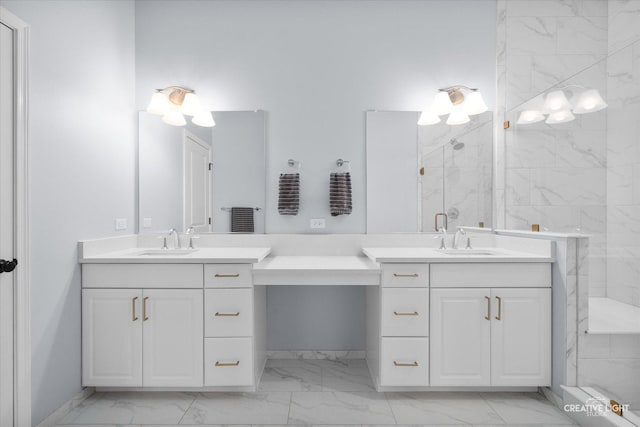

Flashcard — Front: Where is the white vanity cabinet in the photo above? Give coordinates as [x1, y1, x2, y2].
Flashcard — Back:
[430, 263, 552, 387]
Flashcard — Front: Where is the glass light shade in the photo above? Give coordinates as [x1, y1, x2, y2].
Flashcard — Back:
[192, 110, 215, 127]
[543, 90, 571, 113]
[446, 109, 470, 125]
[417, 110, 440, 126]
[464, 91, 488, 115]
[146, 92, 171, 115]
[180, 93, 202, 116]
[517, 110, 545, 125]
[545, 110, 575, 124]
[573, 89, 608, 114]
[433, 91, 454, 116]
[162, 110, 187, 126]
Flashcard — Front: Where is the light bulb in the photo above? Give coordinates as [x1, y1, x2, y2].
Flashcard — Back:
[162, 110, 187, 126]
[517, 110, 545, 125]
[433, 91, 454, 116]
[146, 92, 171, 115]
[417, 110, 440, 126]
[446, 109, 470, 125]
[464, 90, 488, 115]
[180, 92, 202, 116]
[573, 89, 608, 114]
[543, 90, 571, 113]
[192, 110, 215, 127]
[545, 110, 575, 124]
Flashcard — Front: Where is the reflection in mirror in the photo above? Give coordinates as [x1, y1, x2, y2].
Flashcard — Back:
[366, 111, 492, 233]
[138, 111, 265, 233]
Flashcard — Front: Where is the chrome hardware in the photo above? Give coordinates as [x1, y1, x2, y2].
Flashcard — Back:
[188, 236, 200, 250]
[132, 297, 139, 321]
[167, 228, 180, 249]
[495, 296, 502, 320]
[466, 237, 473, 250]
[215, 361, 240, 367]
[485, 296, 490, 320]
[453, 228, 467, 249]
[393, 273, 418, 278]
[215, 273, 240, 278]
[435, 212, 448, 231]
[143, 297, 149, 321]
[215, 312, 240, 317]
[394, 361, 419, 367]
[394, 311, 419, 316]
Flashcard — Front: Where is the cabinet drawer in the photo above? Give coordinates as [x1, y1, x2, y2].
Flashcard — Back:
[82, 264, 203, 288]
[205, 264, 253, 288]
[380, 337, 429, 386]
[430, 263, 551, 288]
[205, 289, 253, 337]
[381, 288, 429, 337]
[204, 338, 253, 386]
[381, 264, 429, 287]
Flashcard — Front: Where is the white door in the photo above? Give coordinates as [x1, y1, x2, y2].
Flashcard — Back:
[430, 288, 491, 386]
[0, 21, 15, 426]
[183, 132, 211, 232]
[491, 288, 551, 386]
[82, 289, 143, 386]
[142, 289, 203, 387]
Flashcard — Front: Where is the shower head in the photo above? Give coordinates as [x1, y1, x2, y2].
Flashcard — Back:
[450, 138, 465, 150]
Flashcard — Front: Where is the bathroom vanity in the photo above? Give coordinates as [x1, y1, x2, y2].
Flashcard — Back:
[78, 233, 553, 392]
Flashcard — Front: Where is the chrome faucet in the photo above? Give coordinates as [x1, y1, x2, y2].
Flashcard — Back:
[168, 228, 181, 250]
[438, 226, 448, 250]
[453, 228, 467, 249]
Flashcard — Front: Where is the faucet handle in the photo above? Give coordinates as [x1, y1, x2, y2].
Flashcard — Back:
[188, 236, 201, 250]
[157, 236, 168, 250]
[465, 236, 472, 250]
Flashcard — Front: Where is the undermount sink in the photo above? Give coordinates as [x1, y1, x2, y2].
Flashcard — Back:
[438, 249, 496, 256]
[137, 249, 199, 256]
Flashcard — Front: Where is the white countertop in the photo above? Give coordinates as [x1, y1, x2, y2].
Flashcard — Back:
[253, 255, 380, 272]
[362, 247, 553, 263]
[79, 247, 272, 264]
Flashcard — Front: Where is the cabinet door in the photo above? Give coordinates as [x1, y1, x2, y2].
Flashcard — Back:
[142, 289, 203, 387]
[491, 288, 551, 386]
[430, 288, 491, 386]
[82, 289, 143, 386]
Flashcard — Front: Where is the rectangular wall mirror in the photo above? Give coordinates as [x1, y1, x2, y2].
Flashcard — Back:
[366, 111, 493, 233]
[138, 110, 266, 234]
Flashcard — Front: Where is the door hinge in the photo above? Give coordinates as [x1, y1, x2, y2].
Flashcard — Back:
[208, 162, 213, 171]
[503, 120, 510, 129]
[419, 167, 425, 176]
[208, 217, 212, 225]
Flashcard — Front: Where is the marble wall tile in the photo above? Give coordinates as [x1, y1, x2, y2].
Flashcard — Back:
[506, 17, 558, 55]
[557, 17, 608, 55]
[531, 54, 605, 93]
[507, 55, 534, 95]
[578, 333, 610, 358]
[580, 0, 608, 17]
[608, 0, 640, 52]
[506, 0, 580, 17]
[578, 358, 640, 409]
[606, 166, 634, 205]
[555, 129, 606, 168]
[610, 335, 640, 358]
[531, 168, 606, 206]
[506, 168, 531, 206]
[506, 129, 556, 168]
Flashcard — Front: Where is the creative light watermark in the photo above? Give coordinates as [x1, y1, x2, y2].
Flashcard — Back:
[564, 397, 629, 417]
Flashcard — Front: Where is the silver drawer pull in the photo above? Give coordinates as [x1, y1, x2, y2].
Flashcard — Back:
[393, 273, 418, 278]
[393, 311, 419, 316]
[215, 273, 240, 278]
[215, 312, 240, 317]
[394, 361, 419, 367]
[215, 361, 240, 367]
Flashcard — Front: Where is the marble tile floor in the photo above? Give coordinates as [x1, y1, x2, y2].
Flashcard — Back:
[55, 360, 577, 426]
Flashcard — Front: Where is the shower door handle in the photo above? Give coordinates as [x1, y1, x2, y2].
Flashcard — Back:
[0, 258, 17, 274]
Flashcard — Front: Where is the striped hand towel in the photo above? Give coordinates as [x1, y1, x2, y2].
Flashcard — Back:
[329, 172, 352, 216]
[231, 207, 255, 233]
[278, 173, 300, 215]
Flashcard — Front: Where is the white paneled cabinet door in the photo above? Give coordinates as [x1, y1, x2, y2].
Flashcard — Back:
[82, 289, 143, 386]
[430, 288, 491, 386]
[142, 289, 203, 387]
[491, 288, 551, 386]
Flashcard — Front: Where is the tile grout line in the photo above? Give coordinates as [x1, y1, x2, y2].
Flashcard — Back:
[479, 392, 509, 425]
[383, 391, 399, 425]
[286, 390, 294, 424]
[176, 392, 199, 425]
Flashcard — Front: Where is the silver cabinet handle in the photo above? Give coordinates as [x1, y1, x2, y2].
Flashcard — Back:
[394, 361, 419, 367]
[215, 312, 240, 317]
[215, 273, 240, 278]
[393, 311, 419, 316]
[393, 273, 418, 278]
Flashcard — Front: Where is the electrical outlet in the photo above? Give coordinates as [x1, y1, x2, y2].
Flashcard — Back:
[310, 218, 326, 229]
[143, 218, 153, 228]
[114, 218, 127, 231]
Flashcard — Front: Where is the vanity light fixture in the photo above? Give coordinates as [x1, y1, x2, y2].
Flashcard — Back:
[146, 86, 216, 127]
[418, 85, 487, 126]
[516, 86, 606, 126]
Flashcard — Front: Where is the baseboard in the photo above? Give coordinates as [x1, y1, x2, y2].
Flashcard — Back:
[36, 387, 95, 427]
[266, 350, 366, 360]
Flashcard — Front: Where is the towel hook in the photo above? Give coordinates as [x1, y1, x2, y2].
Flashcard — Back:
[336, 158, 350, 167]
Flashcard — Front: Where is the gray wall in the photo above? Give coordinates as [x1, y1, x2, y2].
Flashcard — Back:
[1, 0, 137, 424]
[134, 0, 497, 351]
